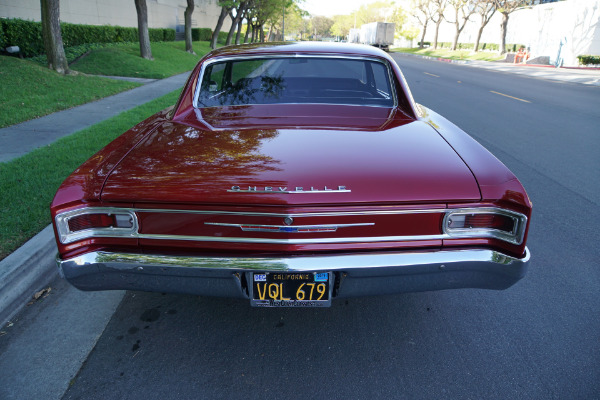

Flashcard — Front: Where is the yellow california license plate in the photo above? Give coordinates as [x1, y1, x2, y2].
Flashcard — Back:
[250, 272, 332, 307]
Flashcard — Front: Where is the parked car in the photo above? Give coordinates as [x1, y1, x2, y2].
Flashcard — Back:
[51, 42, 531, 307]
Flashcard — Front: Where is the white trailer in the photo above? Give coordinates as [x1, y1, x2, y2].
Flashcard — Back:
[348, 28, 361, 44]
[360, 22, 395, 51]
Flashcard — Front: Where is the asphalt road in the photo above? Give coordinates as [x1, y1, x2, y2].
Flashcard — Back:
[8, 55, 600, 400]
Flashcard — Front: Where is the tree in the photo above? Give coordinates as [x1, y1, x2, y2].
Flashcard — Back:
[430, 0, 447, 49]
[40, 0, 69, 74]
[494, 0, 527, 54]
[311, 16, 334, 38]
[412, 0, 434, 48]
[226, 1, 248, 46]
[473, 0, 496, 52]
[134, 0, 153, 59]
[184, 0, 195, 54]
[280, 3, 309, 40]
[448, 0, 475, 50]
[211, 2, 232, 49]
[331, 14, 353, 39]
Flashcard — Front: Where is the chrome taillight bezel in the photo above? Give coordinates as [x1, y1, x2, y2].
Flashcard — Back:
[443, 208, 528, 245]
[55, 207, 139, 244]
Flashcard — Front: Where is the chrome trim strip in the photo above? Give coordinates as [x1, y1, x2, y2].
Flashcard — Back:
[138, 233, 448, 244]
[193, 54, 397, 109]
[134, 208, 447, 217]
[226, 188, 352, 194]
[205, 222, 375, 233]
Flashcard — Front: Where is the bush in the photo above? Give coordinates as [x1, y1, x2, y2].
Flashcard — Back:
[480, 43, 499, 51]
[0, 18, 175, 58]
[148, 27, 164, 42]
[577, 55, 600, 66]
[0, 19, 5, 49]
[62, 23, 117, 46]
[116, 26, 138, 42]
[1, 18, 44, 57]
[417, 41, 430, 47]
[192, 28, 212, 41]
[163, 28, 175, 41]
[505, 43, 526, 53]
[217, 31, 228, 44]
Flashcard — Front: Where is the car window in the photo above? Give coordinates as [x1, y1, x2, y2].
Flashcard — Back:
[197, 57, 394, 108]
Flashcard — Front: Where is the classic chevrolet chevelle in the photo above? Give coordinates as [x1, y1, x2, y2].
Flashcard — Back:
[51, 42, 531, 307]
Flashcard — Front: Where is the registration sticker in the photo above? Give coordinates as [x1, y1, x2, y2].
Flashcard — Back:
[254, 274, 267, 282]
[314, 273, 328, 282]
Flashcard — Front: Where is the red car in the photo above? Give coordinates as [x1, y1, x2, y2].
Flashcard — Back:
[51, 42, 531, 307]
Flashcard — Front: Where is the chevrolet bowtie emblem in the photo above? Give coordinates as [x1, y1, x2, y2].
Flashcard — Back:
[228, 186, 350, 194]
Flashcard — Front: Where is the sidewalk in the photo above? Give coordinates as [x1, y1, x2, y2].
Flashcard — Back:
[466, 59, 600, 86]
[0, 71, 191, 328]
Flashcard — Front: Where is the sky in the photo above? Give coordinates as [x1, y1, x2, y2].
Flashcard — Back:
[302, 0, 378, 17]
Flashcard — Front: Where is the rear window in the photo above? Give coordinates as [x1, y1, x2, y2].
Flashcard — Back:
[196, 57, 395, 108]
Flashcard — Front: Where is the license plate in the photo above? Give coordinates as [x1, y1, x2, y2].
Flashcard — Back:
[250, 272, 332, 307]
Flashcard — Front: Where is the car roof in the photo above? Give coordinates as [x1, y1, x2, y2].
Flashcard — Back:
[204, 41, 391, 60]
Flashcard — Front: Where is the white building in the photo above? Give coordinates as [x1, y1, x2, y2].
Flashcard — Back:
[0, 0, 231, 34]
[417, 0, 600, 67]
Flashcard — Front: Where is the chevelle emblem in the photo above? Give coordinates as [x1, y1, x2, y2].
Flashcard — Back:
[228, 186, 350, 194]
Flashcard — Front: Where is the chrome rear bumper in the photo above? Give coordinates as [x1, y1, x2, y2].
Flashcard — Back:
[57, 248, 530, 299]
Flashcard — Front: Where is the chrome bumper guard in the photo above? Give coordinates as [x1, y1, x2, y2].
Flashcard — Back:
[57, 248, 530, 299]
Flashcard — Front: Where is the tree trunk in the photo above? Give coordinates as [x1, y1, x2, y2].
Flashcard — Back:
[499, 12, 508, 54]
[41, 0, 69, 74]
[184, 0, 194, 54]
[226, 11, 236, 45]
[474, 25, 485, 52]
[134, 0, 153, 60]
[452, 22, 459, 50]
[235, 13, 245, 44]
[211, 7, 228, 49]
[244, 19, 251, 43]
[259, 24, 265, 42]
[419, 22, 427, 48]
[433, 19, 442, 49]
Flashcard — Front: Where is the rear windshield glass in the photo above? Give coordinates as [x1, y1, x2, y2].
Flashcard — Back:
[196, 57, 394, 108]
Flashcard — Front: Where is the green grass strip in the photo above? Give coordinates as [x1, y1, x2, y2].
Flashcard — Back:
[0, 90, 181, 261]
[0, 56, 140, 128]
[70, 41, 213, 79]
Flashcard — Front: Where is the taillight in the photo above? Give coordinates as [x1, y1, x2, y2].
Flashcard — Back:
[55, 208, 137, 244]
[443, 208, 527, 245]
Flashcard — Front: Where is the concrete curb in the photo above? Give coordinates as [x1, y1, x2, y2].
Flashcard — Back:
[0, 225, 58, 327]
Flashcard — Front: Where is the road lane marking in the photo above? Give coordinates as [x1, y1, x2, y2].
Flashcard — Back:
[490, 90, 531, 103]
[424, 72, 440, 78]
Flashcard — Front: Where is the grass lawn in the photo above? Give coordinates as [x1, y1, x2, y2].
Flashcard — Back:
[0, 56, 140, 128]
[70, 41, 214, 79]
[0, 90, 180, 261]
[393, 47, 504, 62]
